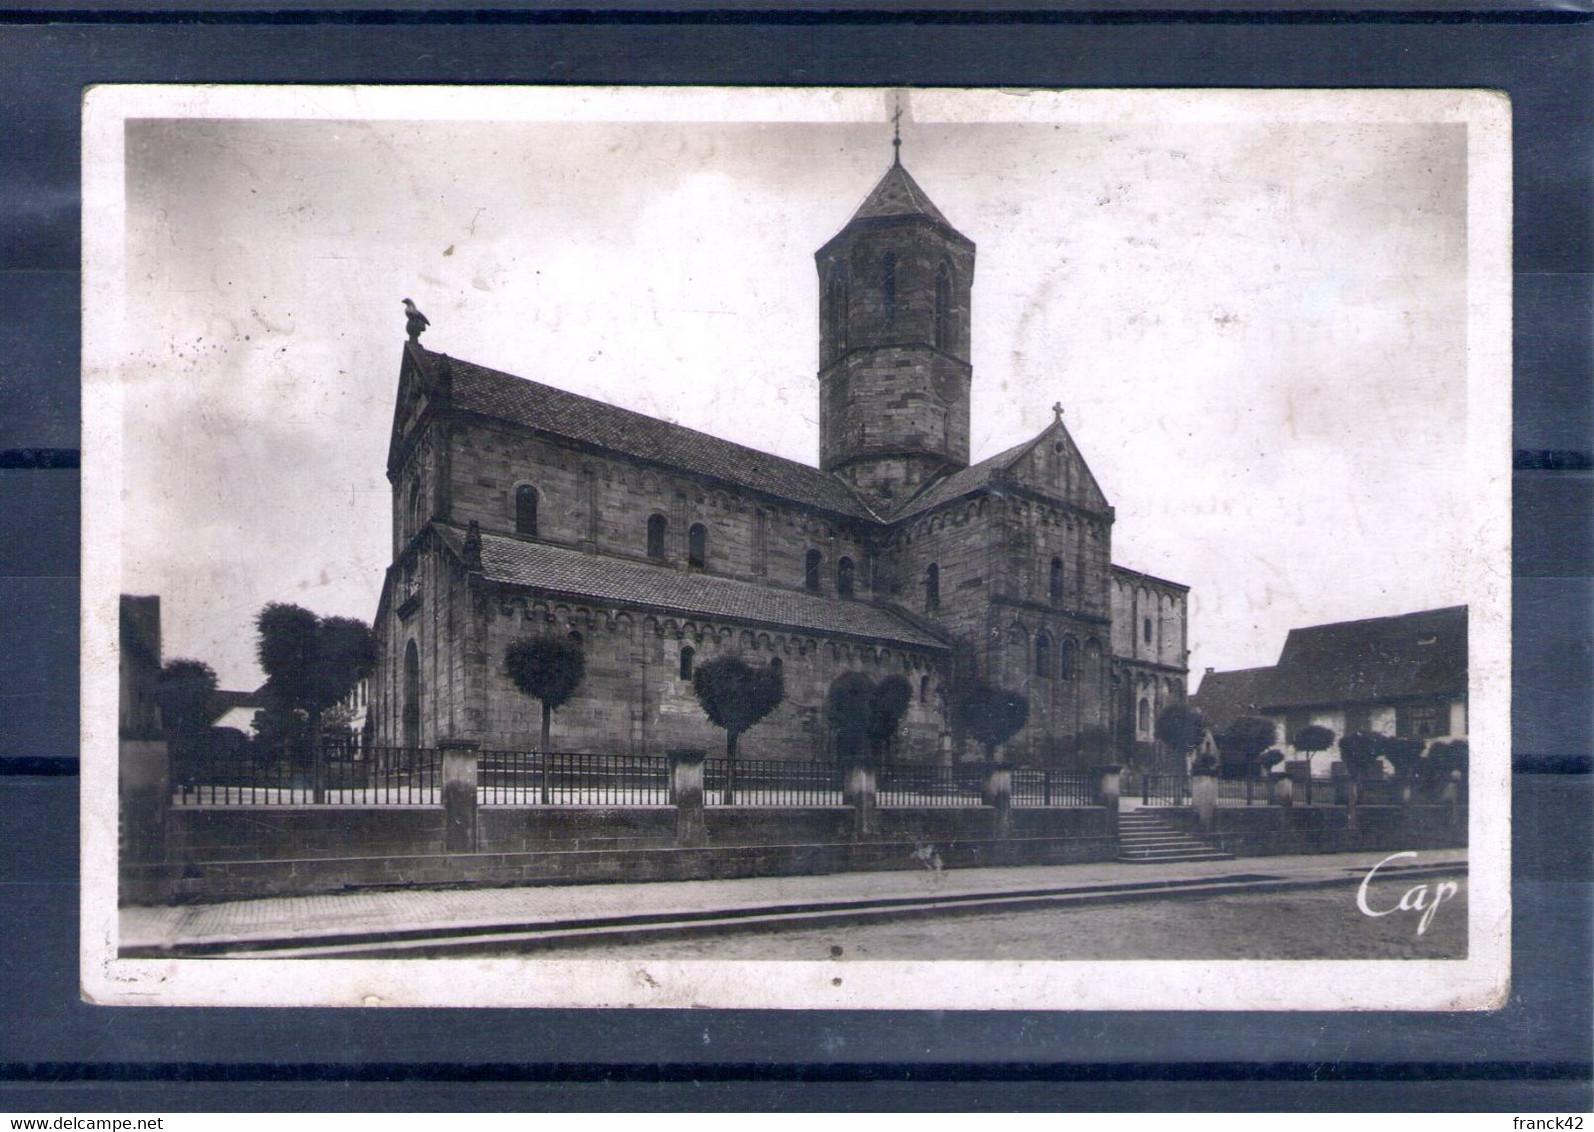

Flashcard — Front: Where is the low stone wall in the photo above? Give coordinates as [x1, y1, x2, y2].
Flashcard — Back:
[129, 803, 1115, 904]
[1165, 803, 1467, 857]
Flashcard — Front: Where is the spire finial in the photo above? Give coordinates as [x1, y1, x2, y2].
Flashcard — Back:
[891, 96, 903, 165]
[1052, 401, 1065, 423]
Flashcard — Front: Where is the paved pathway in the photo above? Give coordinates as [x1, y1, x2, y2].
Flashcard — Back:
[121, 848, 1467, 956]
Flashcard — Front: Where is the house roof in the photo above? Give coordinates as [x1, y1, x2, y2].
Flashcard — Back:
[848, 160, 956, 230]
[419, 347, 880, 522]
[1192, 605, 1468, 723]
[207, 688, 264, 722]
[443, 526, 951, 651]
[1189, 666, 1277, 733]
[1263, 605, 1468, 710]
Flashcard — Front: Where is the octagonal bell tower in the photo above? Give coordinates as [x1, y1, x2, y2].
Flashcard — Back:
[816, 154, 975, 509]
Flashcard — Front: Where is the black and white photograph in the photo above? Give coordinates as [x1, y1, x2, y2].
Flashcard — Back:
[81, 86, 1511, 1010]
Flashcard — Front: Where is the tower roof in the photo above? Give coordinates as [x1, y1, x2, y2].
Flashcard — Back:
[847, 160, 954, 229]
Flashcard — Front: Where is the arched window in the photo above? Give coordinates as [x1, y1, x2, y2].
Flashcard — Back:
[515, 484, 539, 537]
[837, 556, 855, 598]
[1049, 557, 1064, 603]
[568, 630, 583, 648]
[646, 513, 668, 559]
[924, 563, 940, 610]
[1143, 616, 1153, 645]
[882, 253, 898, 329]
[407, 477, 423, 538]
[920, 674, 931, 703]
[770, 657, 783, 675]
[1138, 697, 1151, 735]
[679, 645, 694, 681]
[687, 523, 707, 568]
[828, 268, 849, 355]
[805, 549, 822, 592]
[402, 639, 420, 748]
[934, 262, 953, 350]
[1035, 632, 1053, 678]
[1060, 637, 1078, 680]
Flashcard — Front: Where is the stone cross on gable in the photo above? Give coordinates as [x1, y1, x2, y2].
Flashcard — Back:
[1052, 401, 1065, 423]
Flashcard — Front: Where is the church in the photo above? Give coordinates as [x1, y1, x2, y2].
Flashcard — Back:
[369, 152, 1191, 770]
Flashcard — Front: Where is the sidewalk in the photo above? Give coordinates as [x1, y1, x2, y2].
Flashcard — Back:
[120, 847, 1468, 958]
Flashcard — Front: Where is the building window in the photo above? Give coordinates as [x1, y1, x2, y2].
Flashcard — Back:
[924, 563, 940, 610]
[1035, 633, 1053, 678]
[920, 674, 931, 703]
[515, 484, 538, 537]
[646, 513, 668, 559]
[882, 252, 898, 329]
[1143, 617, 1153, 645]
[568, 630, 583, 648]
[828, 268, 849, 355]
[687, 523, 707, 568]
[1400, 703, 1444, 738]
[407, 476, 423, 539]
[679, 645, 694, 681]
[1138, 697, 1151, 736]
[837, 556, 856, 598]
[805, 549, 823, 592]
[402, 639, 420, 749]
[1061, 637, 1077, 681]
[934, 262, 953, 350]
[770, 657, 783, 675]
[1049, 557, 1064, 603]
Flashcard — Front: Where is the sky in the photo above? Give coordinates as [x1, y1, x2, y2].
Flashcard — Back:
[113, 89, 1474, 693]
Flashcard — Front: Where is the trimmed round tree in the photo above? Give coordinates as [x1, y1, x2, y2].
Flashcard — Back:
[825, 671, 876, 763]
[1377, 735, 1429, 803]
[692, 655, 785, 803]
[1216, 715, 1279, 778]
[868, 675, 913, 765]
[1155, 703, 1208, 769]
[954, 682, 1030, 764]
[1292, 723, 1336, 770]
[154, 658, 218, 792]
[505, 635, 587, 755]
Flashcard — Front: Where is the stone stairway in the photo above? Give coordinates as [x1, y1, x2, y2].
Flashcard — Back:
[1117, 809, 1233, 864]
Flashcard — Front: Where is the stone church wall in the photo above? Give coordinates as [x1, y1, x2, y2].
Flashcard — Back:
[465, 588, 948, 763]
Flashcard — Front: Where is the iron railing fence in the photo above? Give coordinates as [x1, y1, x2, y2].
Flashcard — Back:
[1011, 769, 1097, 808]
[478, 750, 671, 806]
[1216, 777, 1268, 807]
[1138, 774, 1192, 807]
[702, 757, 844, 807]
[172, 744, 440, 806]
[877, 765, 985, 807]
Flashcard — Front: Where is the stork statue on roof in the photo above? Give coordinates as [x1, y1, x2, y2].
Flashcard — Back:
[402, 297, 430, 343]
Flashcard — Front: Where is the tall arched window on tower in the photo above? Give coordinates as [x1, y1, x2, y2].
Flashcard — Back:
[646, 513, 668, 560]
[515, 484, 539, 537]
[827, 268, 849, 356]
[882, 253, 898, 330]
[1049, 557, 1064, 603]
[679, 645, 695, 681]
[1143, 616, 1154, 645]
[924, 563, 940, 611]
[402, 639, 420, 748]
[687, 523, 707, 569]
[1060, 637, 1078, 681]
[836, 556, 855, 598]
[805, 549, 822, 592]
[934, 262, 954, 350]
[407, 476, 423, 540]
[1035, 632, 1053, 678]
[1138, 697, 1151, 736]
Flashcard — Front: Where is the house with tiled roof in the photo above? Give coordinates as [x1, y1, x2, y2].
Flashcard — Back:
[369, 154, 1191, 767]
[1191, 605, 1468, 775]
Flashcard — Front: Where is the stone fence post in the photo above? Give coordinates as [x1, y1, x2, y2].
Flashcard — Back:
[1092, 764, 1122, 836]
[669, 748, 707, 847]
[1191, 771, 1220, 831]
[846, 761, 878, 839]
[439, 739, 480, 853]
[120, 738, 170, 866]
[1270, 771, 1294, 808]
[984, 762, 1013, 838]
